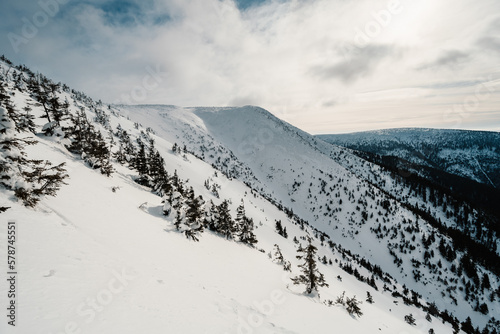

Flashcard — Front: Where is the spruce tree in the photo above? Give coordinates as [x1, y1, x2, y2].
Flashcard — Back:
[162, 190, 182, 217]
[27, 74, 52, 123]
[272, 244, 291, 271]
[366, 291, 374, 304]
[239, 215, 257, 246]
[216, 200, 235, 239]
[19, 106, 36, 134]
[65, 109, 113, 176]
[235, 199, 245, 225]
[184, 188, 204, 241]
[134, 140, 148, 178]
[204, 200, 218, 231]
[404, 314, 416, 326]
[0, 85, 68, 207]
[275, 220, 284, 235]
[291, 236, 329, 294]
[174, 209, 184, 231]
[345, 296, 363, 317]
[234, 199, 257, 245]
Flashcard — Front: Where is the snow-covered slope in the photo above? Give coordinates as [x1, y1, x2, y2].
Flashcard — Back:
[115, 105, 500, 330]
[0, 59, 499, 334]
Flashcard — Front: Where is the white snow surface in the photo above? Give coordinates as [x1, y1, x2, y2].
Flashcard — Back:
[0, 120, 449, 334]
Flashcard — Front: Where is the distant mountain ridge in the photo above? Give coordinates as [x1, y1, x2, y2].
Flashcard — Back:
[317, 128, 500, 189]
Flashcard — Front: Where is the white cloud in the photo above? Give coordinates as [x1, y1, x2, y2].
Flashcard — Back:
[1, 0, 499, 133]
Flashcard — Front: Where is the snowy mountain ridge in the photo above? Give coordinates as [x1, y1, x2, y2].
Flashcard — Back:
[0, 57, 499, 334]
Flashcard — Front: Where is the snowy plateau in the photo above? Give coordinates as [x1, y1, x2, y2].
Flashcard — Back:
[0, 58, 499, 334]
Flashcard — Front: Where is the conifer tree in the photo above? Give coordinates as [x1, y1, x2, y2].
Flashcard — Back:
[404, 314, 416, 326]
[0, 84, 68, 207]
[239, 215, 257, 246]
[235, 200, 257, 245]
[27, 74, 52, 123]
[0, 82, 35, 133]
[134, 139, 148, 178]
[174, 208, 184, 231]
[272, 244, 291, 271]
[162, 190, 180, 217]
[346, 296, 363, 317]
[184, 188, 204, 241]
[235, 199, 245, 225]
[366, 291, 374, 304]
[275, 220, 284, 235]
[291, 236, 329, 294]
[19, 106, 36, 134]
[204, 200, 218, 231]
[216, 200, 235, 239]
[88, 130, 113, 176]
[65, 109, 113, 176]
[27, 76, 67, 135]
[211, 183, 219, 198]
[114, 125, 135, 165]
[171, 170, 184, 195]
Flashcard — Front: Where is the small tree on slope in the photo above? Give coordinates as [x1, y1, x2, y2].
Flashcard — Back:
[291, 236, 329, 294]
[235, 200, 258, 246]
[272, 244, 291, 271]
[217, 200, 236, 239]
[238, 215, 257, 246]
[346, 295, 363, 317]
[184, 188, 205, 241]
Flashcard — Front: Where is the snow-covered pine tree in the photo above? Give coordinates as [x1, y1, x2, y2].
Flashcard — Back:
[26, 73, 52, 124]
[27, 75, 68, 136]
[211, 183, 219, 198]
[133, 139, 149, 183]
[275, 219, 284, 235]
[366, 291, 374, 304]
[165, 190, 185, 231]
[291, 236, 329, 294]
[216, 200, 235, 239]
[272, 244, 291, 271]
[0, 82, 68, 207]
[404, 314, 416, 326]
[239, 216, 257, 246]
[47, 85, 69, 128]
[174, 208, 184, 231]
[171, 170, 184, 195]
[204, 200, 218, 231]
[144, 142, 171, 196]
[235, 199, 245, 225]
[65, 108, 113, 176]
[235, 200, 257, 246]
[147, 140, 161, 179]
[19, 160, 68, 203]
[345, 295, 363, 317]
[113, 125, 135, 165]
[0, 81, 35, 134]
[87, 130, 113, 176]
[172, 142, 179, 153]
[162, 189, 174, 216]
[184, 187, 205, 241]
[19, 105, 36, 134]
[153, 169, 171, 197]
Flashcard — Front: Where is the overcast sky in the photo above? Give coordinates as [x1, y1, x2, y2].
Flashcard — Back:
[1, 0, 499, 134]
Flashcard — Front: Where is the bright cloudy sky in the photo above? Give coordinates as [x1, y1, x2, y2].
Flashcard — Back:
[1, 0, 500, 134]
